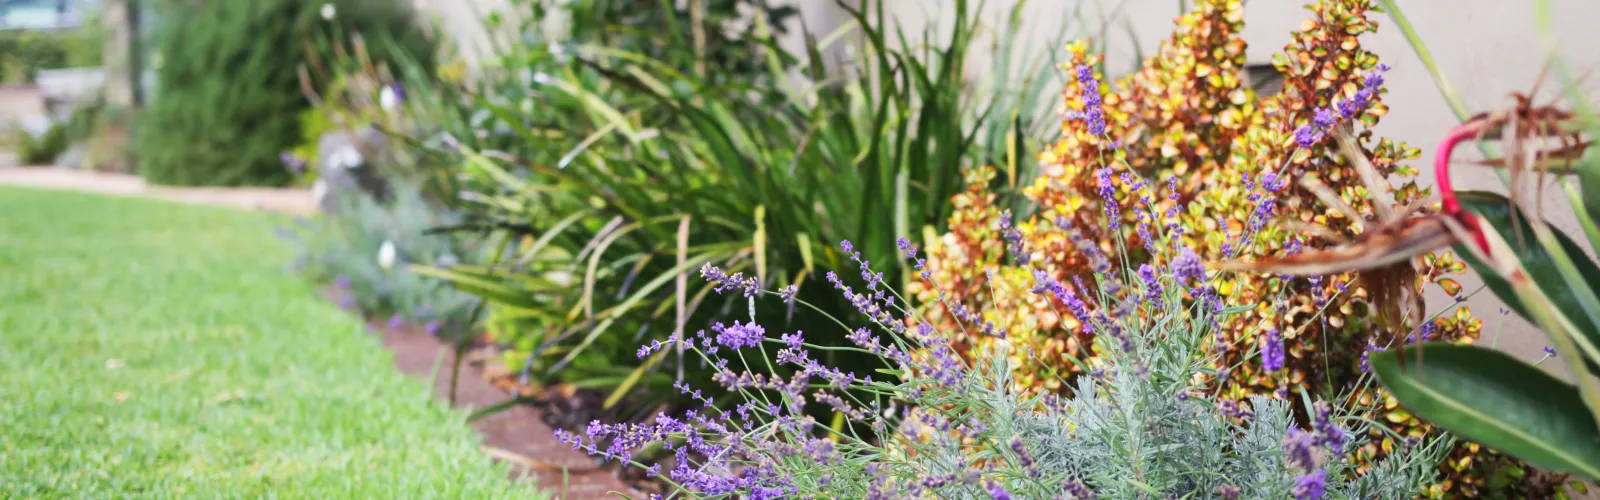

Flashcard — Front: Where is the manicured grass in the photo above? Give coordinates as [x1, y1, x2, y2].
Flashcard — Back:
[0, 187, 540, 498]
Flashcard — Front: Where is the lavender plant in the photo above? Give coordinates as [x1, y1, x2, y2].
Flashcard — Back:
[281, 179, 479, 329]
[557, 189, 1451, 498]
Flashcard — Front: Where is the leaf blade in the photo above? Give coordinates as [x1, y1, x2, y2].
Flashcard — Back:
[1374, 343, 1600, 479]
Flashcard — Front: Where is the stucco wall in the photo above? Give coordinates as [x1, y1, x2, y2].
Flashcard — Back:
[413, 0, 515, 67]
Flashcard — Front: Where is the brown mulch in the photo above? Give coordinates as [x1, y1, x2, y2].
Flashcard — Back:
[322, 287, 641, 499]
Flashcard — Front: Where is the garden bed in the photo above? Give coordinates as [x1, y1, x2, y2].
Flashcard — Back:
[321, 285, 641, 498]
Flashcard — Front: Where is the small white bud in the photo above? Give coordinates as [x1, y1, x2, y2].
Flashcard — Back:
[378, 240, 396, 270]
[378, 86, 400, 112]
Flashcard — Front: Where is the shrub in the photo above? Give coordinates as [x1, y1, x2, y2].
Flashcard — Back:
[909, 0, 1540, 496]
[418, 0, 1069, 406]
[12, 120, 68, 164]
[291, 24, 451, 194]
[554, 178, 1451, 498]
[281, 180, 479, 330]
[8, 97, 119, 166]
[134, 0, 432, 187]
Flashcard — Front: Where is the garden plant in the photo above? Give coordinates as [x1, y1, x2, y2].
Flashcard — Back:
[906, 0, 1579, 495]
[136, 0, 433, 186]
[280, 179, 482, 333]
[258, 0, 1600, 498]
[1298, 0, 1600, 490]
[411, 0, 1073, 409]
[555, 170, 1453, 498]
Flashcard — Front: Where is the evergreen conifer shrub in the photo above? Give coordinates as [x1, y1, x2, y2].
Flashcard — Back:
[135, 0, 432, 187]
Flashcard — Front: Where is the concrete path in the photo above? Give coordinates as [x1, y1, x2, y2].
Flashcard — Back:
[0, 167, 317, 216]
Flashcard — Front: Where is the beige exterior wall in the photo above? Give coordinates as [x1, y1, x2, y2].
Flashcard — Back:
[415, 0, 516, 67]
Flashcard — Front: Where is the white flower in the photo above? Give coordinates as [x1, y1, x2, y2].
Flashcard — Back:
[320, 3, 336, 21]
[532, 72, 552, 85]
[328, 146, 363, 170]
[311, 179, 328, 204]
[378, 240, 396, 270]
[378, 85, 400, 112]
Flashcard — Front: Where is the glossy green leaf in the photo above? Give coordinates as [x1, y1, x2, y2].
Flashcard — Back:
[1456, 190, 1600, 372]
[1373, 343, 1600, 479]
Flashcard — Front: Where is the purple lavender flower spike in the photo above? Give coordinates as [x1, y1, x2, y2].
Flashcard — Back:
[1293, 469, 1327, 500]
[1294, 110, 1333, 148]
[985, 481, 1012, 500]
[1312, 402, 1348, 453]
[1261, 328, 1285, 372]
[1248, 195, 1278, 233]
[1358, 342, 1385, 373]
[1262, 171, 1283, 192]
[1170, 247, 1205, 283]
[1075, 65, 1107, 137]
[1338, 64, 1389, 120]
[280, 152, 306, 173]
[896, 236, 920, 260]
[1137, 263, 1162, 305]
[387, 313, 403, 329]
[700, 263, 761, 297]
[1062, 479, 1097, 499]
[711, 321, 766, 350]
[1283, 427, 1319, 471]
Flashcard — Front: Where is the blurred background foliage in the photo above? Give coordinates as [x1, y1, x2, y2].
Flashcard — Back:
[133, 0, 435, 186]
[0, 27, 101, 84]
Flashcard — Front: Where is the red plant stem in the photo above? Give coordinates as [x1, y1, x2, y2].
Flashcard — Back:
[1435, 123, 1492, 256]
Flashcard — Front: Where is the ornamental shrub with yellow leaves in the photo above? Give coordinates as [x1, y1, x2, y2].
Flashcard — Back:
[912, 0, 1571, 497]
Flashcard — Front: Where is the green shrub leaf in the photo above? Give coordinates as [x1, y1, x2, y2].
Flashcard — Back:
[1373, 343, 1600, 479]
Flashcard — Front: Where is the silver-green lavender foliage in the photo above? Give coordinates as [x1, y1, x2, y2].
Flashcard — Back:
[558, 175, 1448, 499]
[281, 180, 478, 327]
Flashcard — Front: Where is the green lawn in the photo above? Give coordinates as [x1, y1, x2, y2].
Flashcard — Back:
[0, 187, 540, 498]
